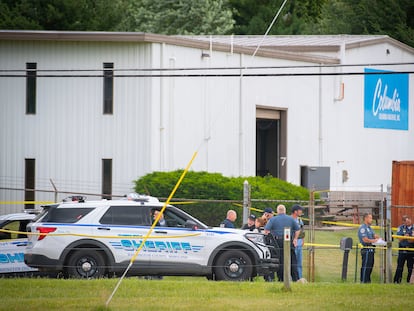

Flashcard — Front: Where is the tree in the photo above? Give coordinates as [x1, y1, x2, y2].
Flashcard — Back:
[229, 0, 326, 35]
[117, 0, 234, 35]
[229, 0, 414, 47]
[0, 0, 125, 31]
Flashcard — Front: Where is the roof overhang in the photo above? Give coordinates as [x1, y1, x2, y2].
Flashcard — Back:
[0, 30, 340, 64]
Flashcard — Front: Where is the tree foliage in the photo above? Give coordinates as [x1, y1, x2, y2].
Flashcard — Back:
[117, 0, 234, 35]
[134, 170, 309, 226]
[1, 0, 413, 47]
[0, 0, 125, 31]
[230, 0, 414, 47]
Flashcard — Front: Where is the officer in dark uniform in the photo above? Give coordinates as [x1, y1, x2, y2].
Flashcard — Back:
[241, 214, 256, 231]
[393, 215, 414, 283]
[358, 213, 379, 283]
[220, 210, 237, 228]
[264, 204, 300, 282]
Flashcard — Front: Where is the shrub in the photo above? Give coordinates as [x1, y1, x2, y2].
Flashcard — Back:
[134, 170, 310, 226]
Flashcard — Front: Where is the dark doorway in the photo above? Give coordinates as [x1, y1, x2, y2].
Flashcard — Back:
[24, 158, 35, 209]
[256, 119, 279, 177]
[256, 108, 287, 180]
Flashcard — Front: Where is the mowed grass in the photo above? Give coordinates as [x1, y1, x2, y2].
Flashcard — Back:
[0, 228, 411, 310]
[0, 277, 412, 311]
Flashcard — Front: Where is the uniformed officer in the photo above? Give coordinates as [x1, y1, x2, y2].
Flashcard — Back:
[264, 204, 300, 282]
[220, 209, 237, 228]
[291, 205, 305, 279]
[358, 213, 379, 283]
[393, 215, 414, 283]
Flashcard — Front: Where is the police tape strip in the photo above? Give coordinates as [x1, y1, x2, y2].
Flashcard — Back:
[3, 227, 413, 252]
[0, 228, 201, 239]
[0, 201, 54, 205]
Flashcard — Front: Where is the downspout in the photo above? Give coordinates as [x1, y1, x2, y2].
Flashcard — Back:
[239, 53, 244, 175]
[335, 41, 345, 102]
[318, 64, 323, 166]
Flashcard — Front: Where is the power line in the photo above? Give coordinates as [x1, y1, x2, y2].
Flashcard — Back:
[0, 62, 412, 73]
[0, 70, 412, 78]
[251, 0, 289, 60]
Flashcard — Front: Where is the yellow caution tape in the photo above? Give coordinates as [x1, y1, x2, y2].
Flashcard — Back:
[0, 228, 201, 239]
[0, 201, 54, 205]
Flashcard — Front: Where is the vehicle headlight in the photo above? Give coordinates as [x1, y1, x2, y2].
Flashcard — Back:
[245, 233, 265, 245]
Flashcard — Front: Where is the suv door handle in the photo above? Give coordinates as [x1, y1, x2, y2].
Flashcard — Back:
[97, 227, 111, 230]
[154, 230, 168, 234]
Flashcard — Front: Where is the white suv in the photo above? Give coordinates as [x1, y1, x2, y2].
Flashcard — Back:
[25, 194, 278, 280]
[0, 212, 38, 275]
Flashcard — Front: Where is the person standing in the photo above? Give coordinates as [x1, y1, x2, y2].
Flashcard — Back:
[291, 205, 305, 279]
[393, 215, 414, 283]
[358, 213, 379, 283]
[262, 207, 274, 222]
[220, 210, 237, 228]
[264, 204, 300, 282]
[254, 217, 266, 233]
[241, 214, 256, 231]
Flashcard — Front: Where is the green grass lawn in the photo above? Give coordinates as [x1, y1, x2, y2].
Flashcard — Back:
[0, 277, 411, 311]
[0, 228, 411, 310]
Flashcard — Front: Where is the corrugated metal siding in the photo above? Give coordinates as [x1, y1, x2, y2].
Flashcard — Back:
[0, 40, 154, 212]
[0, 33, 413, 215]
[391, 161, 414, 227]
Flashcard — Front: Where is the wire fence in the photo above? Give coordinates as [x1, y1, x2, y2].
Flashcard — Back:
[1, 186, 412, 283]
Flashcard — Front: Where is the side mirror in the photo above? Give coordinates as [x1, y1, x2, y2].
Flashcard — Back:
[185, 220, 198, 230]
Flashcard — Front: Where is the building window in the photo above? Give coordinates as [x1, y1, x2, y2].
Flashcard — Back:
[25, 159, 35, 209]
[103, 63, 114, 114]
[26, 63, 37, 114]
[102, 159, 112, 200]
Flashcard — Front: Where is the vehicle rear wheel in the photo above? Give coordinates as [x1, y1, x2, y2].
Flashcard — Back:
[214, 250, 253, 281]
[66, 249, 106, 278]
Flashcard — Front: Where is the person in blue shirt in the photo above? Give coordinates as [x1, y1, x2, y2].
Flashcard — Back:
[264, 204, 300, 282]
[220, 210, 237, 228]
[291, 204, 305, 279]
[393, 215, 414, 283]
[358, 213, 379, 283]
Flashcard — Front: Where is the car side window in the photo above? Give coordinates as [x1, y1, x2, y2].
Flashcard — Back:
[0, 221, 24, 240]
[163, 209, 188, 228]
[100, 206, 152, 226]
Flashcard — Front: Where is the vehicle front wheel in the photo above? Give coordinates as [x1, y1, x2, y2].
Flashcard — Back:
[214, 250, 253, 281]
[65, 249, 106, 278]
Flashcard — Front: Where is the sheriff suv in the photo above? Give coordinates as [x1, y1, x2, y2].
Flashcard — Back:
[0, 211, 39, 275]
[25, 194, 278, 280]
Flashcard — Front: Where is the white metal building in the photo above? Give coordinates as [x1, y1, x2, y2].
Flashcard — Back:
[0, 31, 413, 213]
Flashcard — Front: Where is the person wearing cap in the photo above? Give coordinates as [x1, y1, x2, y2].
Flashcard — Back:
[291, 204, 305, 279]
[260, 207, 275, 281]
[263, 207, 274, 222]
[241, 214, 256, 231]
[393, 215, 414, 283]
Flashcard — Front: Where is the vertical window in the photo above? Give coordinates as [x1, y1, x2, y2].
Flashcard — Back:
[103, 62, 114, 114]
[26, 63, 37, 114]
[102, 159, 112, 200]
[25, 159, 35, 209]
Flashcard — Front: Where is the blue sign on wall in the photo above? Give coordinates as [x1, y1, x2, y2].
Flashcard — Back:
[364, 68, 409, 130]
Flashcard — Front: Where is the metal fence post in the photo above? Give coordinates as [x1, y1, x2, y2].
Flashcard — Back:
[307, 190, 315, 282]
[385, 185, 393, 283]
[242, 180, 250, 225]
[283, 227, 291, 290]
